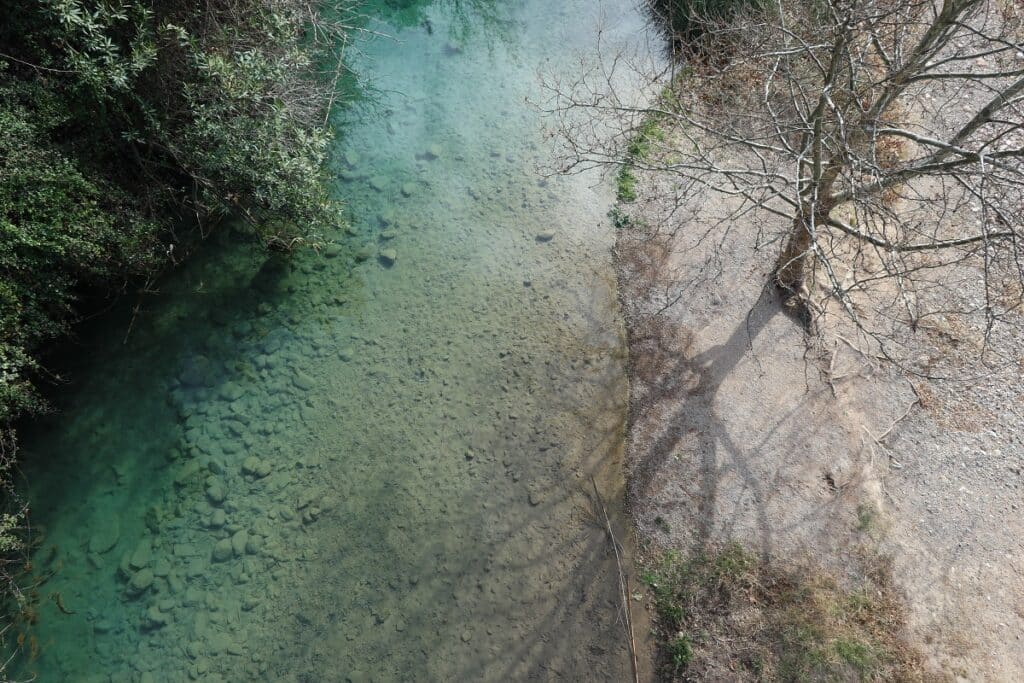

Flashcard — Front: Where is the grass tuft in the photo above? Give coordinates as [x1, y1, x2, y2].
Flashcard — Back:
[641, 542, 932, 681]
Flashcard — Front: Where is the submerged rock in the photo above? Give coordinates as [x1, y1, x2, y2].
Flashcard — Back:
[241, 456, 271, 478]
[179, 356, 213, 388]
[89, 520, 120, 554]
[535, 231, 555, 243]
[293, 371, 316, 391]
[205, 477, 227, 505]
[128, 568, 154, 596]
[230, 530, 249, 557]
[379, 249, 397, 267]
[212, 539, 234, 563]
[129, 538, 152, 569]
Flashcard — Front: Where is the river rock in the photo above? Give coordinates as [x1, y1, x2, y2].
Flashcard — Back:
[89, 520, 120, 554]
[206, 478, 227, 505]
[379, 249, 397, 267]
[231, 530, 248, 557]
[343, 149, 360, 167]
[400, 182, 417, 197]
[422, 144, 442, 160]
[339, 347, 355, 362]
[293, 371, 316, 391]
[212, 539, 234, 563]
[369, 176, 388, 192]
[208, 508, 227, 528]
[129, 538, 153, 569]
[144, 605, 167, 629]
[219, 382, 244, 402]
[535, 231, 555, 242]
[128, 568, 154, 595]
[244, 535, 262, 555]
[241, 456, 271, 478]
[179, 356, 212, 388]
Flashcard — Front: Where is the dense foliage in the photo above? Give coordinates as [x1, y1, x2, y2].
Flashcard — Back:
[0, 0, 346, 585]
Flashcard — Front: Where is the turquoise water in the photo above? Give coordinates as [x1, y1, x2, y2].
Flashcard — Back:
[11, 1, 651, 680]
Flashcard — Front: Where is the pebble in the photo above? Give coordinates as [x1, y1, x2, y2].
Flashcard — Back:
[129, 568, 154, 595]
[231, 530, 249, 557]
[293, 371, 316, 391]
[206, 478, 227, 506]
[241, 456, 271, 478]
[535, 231, 555, 242]
[379, 249, 398, 267]
[212, 539, 234, 563]
[129, 538, 153, 569]
[89, 520, 120, 554]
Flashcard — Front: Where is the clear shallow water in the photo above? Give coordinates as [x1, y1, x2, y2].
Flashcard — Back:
[12, 1, 651, 680]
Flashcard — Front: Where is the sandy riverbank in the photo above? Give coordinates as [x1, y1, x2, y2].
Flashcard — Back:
[614, 141, 1024, 679]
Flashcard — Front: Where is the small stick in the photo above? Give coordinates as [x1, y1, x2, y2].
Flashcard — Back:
[591, 476, 639, 683]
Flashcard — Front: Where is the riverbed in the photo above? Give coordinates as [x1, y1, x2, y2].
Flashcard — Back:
[13, 1, 651, 680]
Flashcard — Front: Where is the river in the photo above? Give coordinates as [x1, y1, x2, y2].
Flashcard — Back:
[13, 1, 652, 680]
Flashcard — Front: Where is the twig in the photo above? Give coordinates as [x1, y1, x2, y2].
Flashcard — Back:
[590, 476, 639, 683]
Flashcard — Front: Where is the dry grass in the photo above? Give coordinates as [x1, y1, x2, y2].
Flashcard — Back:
[640, 542, 937, 682]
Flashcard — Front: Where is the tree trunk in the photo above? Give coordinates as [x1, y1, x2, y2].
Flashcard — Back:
[775, 215, 813, 295]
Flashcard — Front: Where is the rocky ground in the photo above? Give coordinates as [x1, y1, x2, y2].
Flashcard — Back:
[615, 158, 1024, 680]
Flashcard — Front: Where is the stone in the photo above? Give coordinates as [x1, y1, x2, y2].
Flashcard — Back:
[212, 539, 234, 563]
[144, 605, 167, 629]
[231, 530, 249, 557]
[241, 456, 271, 479]
[354, 246, 373, 262]
[206, 478, 226, 505]
[535, 231, 555, 243]
[129, 538, 153, 569]
[244, 535, 262, 555]
[339, 347, 355, 362]
[89, 520, 120, 554]
[379, 249, 397, 267]
[343, 149, 360, 167]
[400, 182, 416, 197]
[423, 144, 442, 160]
[209, 509, 227, 528]
[219, 383, 244, 401]
[293, 371, 316, 391]
[207, 632, 230, 654]
[380, 229, 398, 241]
[129, 568, 154, 595]
[184, 587, 204, 606]
[369, 176, 388, 192]
[152, 558, 171, 578]
[179, 356, 212, 388]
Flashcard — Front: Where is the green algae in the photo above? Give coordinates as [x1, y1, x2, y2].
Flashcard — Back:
[10, 1, 651, 680]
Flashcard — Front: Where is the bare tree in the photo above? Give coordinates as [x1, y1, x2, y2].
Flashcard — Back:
[548, 0, 1024, 363]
